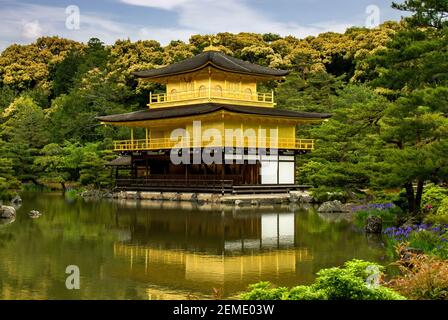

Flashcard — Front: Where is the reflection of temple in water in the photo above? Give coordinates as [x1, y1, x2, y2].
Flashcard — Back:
[112, 202, 311, 254]
[109, 203, 314, 296]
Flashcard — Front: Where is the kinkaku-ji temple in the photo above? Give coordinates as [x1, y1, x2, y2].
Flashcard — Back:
[97, 44, 331, 194]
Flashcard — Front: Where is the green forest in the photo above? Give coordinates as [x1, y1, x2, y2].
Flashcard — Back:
[0, 0, 447, 219]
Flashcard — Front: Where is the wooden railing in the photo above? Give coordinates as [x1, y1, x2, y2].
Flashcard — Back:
[149, 88, 274, 107]
[113, 137, 315, 151]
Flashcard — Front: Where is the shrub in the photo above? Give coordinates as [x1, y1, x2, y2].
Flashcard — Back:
[313, 261, 402, 300]
[286, 286, 328, 300]
[239, 282, 288, 300]
[388, 247, 448, 300]
[422, 184, 448, 212]
[310, 187, 348, 203]
[241, 260, 405, 301]
[437, 198, 448, 216]
[423, 198, 448, 225]
[425, 213, 448, 225]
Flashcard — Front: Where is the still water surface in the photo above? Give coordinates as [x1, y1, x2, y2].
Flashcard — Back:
[0, 192, 389, 299]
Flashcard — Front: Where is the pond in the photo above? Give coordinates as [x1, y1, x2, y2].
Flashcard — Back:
[0, 192, 390, 300]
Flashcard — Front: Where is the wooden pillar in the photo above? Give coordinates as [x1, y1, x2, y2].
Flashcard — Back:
[130, 127, 134, 149]
[145, 128, 149, 147]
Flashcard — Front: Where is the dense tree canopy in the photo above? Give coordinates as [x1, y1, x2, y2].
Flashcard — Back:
[0, 0, 446, 216]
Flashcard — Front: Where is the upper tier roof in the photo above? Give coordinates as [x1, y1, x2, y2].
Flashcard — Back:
[97, 103, 331, 123]
[133, 50, 290, 79]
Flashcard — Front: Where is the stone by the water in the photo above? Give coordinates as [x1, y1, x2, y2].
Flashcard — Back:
[365, 215, 382, 234]
[29, 210, 42, 218]
[11, 195, 22, 204]
[317, 200, 349, 213]
[0, 205, 16, 219]
[289, 191, 314, 203]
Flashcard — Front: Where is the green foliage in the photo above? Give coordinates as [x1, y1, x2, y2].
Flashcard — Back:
[298, 84, 389, 192]
[52, 49, 84, 96]
[1, 96, 49, 147]
[241, 259, 405, 300]
[438, 198, 448, 215]
[409, 229, 448, 259]
[310, 187, 349, 203]
[385, 224, 448, 259]
[392, 0, 448, 29]
[354, 207, 403, 227]
[422, 184, 448, 211]
[240, 282, 289, 300]
[0, 146, 20, 200]
[0, 86, 17, 113]
[276, 71, 343, 113]
[0, 7, 445, 202]
[424, 197, 448, 224]
[0, 36, 83, 90]
[33, 142, 112, 189]
[286, 286, 328, 300]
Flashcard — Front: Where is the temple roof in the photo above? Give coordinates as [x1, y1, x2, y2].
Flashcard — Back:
[97, 103, 332, 123]
[133, 50, 290, 79]
[106, 156, 131, 166]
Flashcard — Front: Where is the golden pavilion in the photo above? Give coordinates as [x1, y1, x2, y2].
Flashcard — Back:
[97, 46, 331, 193]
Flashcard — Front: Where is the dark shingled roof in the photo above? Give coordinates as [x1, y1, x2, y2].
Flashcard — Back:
[97, 103, 332, 123]
[133, 50, 290, 79]
[106, 156, 131, 166]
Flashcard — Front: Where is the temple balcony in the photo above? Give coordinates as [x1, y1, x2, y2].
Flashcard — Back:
[112, 137, 315, 151]
[149, 87, 275, 108]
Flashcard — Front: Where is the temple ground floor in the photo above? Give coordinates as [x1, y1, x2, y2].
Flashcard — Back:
[109, 149, 308, 194]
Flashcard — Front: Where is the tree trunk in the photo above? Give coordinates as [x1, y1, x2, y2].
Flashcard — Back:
[405, 182, 416, 214]
[415, 179, 424, 214]
[61, 181, 66, 194]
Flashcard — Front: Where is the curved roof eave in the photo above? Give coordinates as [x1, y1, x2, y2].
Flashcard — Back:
[133, 51, 290, 79]
[96, 103, 332, 123]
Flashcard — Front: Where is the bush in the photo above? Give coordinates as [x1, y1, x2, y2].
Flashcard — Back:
[388, 248, 448, 300]
[239, 282, 288, 300]
[437, 198, 448, 215]
[422, 184, 448, 212]
[425, 213, 448, 225]
[286, 286, 328, 300]
[423, 198, 448, 225]
[241, 260, 405, 301]
[311, 187, 348, 203]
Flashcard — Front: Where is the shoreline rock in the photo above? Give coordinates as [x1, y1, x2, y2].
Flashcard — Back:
[11, 195, 22, 205]
[289, 191, 315, 203]
[81, 189, 113, 200]
[365, 216, 383, 234]
[318, 200, 351, 213]
[0, 205, 16, 219]
[29, 210, 42, 219]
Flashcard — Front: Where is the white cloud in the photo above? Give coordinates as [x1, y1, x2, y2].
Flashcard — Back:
[119, 0, 355, 39]
[0, 0, 357, 52]
[21, 20, 43, 39]
[0, 3, 136, 51]
[120, 0, 191, 10]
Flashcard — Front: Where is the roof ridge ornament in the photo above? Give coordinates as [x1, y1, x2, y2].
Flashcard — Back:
[203, 36, 221, 52]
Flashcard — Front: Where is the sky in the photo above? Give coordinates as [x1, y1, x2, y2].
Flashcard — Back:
[0, 0, 407, 51]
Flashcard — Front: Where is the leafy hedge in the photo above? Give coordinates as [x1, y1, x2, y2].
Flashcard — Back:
[241, 259, 405, 300]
